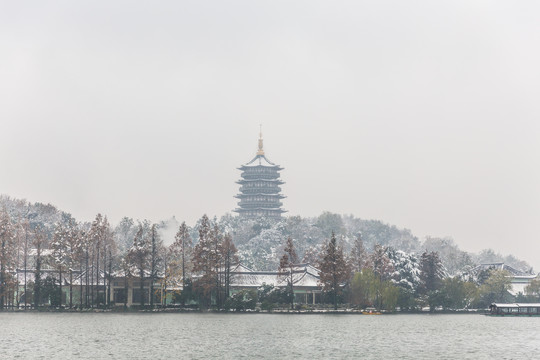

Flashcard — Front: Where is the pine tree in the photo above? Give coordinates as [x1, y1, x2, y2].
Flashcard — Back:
[419, 250, 445, 312]
[278, 236, 298, 310]
[318, 232, 350, 310]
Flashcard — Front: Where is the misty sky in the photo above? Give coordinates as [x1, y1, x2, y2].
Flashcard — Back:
[1, 1, 539, 269]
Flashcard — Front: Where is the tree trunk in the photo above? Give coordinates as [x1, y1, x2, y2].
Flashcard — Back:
[85, 250, 89, 308]
[181, 247, 186, 307]
[69, 270, 73, 308]
[58, 269, 62, 308]
[289, 267, 294, 310]
[79, 262, 83, 309]
[123, 275, 128, 309]
[140, 269, 145, 307]
[107, 250, 112, 306]
[95, 247, 99, 308]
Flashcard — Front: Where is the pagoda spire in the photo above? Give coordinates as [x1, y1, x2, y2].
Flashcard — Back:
[235, 128, 286, 219]
[257, 124, 264, 155]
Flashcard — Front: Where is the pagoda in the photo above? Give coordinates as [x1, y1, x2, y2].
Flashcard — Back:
[234, 130, 286, 219]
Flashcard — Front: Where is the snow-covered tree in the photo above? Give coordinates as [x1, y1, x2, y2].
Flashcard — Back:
[419, 251, 445, 312]
[127, 222, 151, 306]
[18, 219, 33, 308]
[370, 244, 394, 281]
[171, 222, 193, 294]
[149, 224, 164, 308]
[349, 234, 369, 274]
[32, 226, 48, 307]
[278, 236, 298, 309]
[114, 217, 136, 255]
[51, 221, 69, 307]
[0, 209, 15, 309]
[192, 215, 219, 307]
[221, 233, 238, 301]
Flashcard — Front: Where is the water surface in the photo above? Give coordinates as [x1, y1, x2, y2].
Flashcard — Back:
[1, 313, 538, 359]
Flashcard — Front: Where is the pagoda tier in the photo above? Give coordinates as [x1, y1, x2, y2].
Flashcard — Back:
[234, 132, 286, 219]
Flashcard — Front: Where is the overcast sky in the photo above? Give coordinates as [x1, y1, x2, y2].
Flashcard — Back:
[1, 1, 539, 269]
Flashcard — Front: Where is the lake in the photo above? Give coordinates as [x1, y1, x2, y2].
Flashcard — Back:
[1, 313, 539, 359]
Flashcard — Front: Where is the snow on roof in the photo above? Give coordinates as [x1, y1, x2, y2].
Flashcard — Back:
[491, 303, 540, 308]
[230, 263, 255, 273]
[240, 154, 281, 168]
[472, 263, 529, 276]
[229, 263, 320, 288]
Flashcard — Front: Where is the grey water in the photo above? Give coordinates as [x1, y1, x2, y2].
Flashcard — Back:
[1, 313, 539, 359]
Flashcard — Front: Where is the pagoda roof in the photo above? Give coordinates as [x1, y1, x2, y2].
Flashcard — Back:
[234, 207, 287, 212]
[235, 193, 285, 198]
[237, 178, 284, 184]
[239, 154, 282, 169]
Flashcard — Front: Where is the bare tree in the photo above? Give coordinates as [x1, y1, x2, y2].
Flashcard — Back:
[192, 215, 219, 308]
[221, 233, 238, 301]
[318, 232, 350, 310]
[32, 226, 48, 308]
[0, 209, 15, 310]
[172, 222, 192, 302]
[149, 224, 164, 308]
[349, 233, 369, 274]
[127, 223, 150, 307]
[278, 237, 298, 310]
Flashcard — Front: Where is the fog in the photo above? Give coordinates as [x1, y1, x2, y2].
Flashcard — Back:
[1, 1, 539, 269]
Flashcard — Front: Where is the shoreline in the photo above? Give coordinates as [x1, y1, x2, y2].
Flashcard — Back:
[0, 308, 485, 315]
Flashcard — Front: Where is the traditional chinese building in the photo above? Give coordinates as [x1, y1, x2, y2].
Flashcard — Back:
[234, 131, 286, 218]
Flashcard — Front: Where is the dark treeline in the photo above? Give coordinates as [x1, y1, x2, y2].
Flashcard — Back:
[0, 195, 538, 311]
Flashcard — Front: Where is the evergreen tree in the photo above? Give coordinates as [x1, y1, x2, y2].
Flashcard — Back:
[318, 232, 350, 310]
[419, 250, 445, 312]
[278, 236, 298, 309]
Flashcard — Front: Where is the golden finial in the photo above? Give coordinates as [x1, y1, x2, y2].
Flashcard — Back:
[257, 125, 265, 155]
